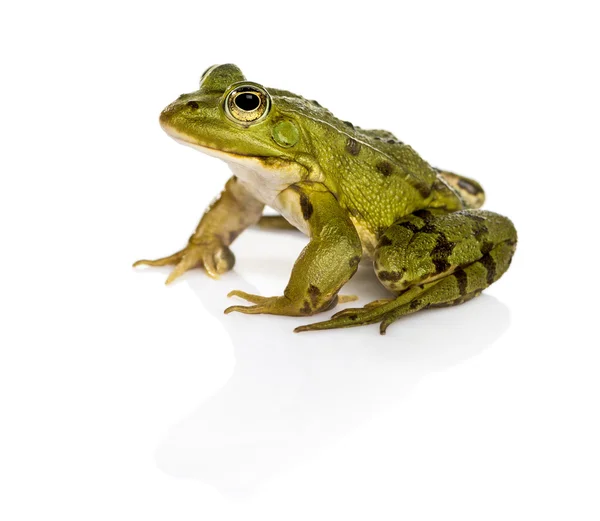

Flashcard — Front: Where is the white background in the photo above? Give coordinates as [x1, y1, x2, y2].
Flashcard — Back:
[1, 1, 599, 520]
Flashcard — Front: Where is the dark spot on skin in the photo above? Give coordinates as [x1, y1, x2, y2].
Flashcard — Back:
[311, 100, 321, 107]
[299, 193, 314, 220]
[300, 300, 312, 315]
[308, 284, 321, 308]
[396, 221, 420, 233]
[186, 100, 199, 109]
[345, 137, 361, 156]
[375, 226, 390, 239]
[410, 299, 422, 310]
[378, 236, 393, 247]
[420, 223, 438, 234]
[374, 136, 382, 141]
[433, 259, 451, 274]
[431, 232, 456, 256]
[458, 179, 482, 195]
[347, 314, 358, 321]
[228, 230, 240, 243]
[343, 120, 355, 129]
[378, 269, 406, 282]
[414, 182, 432, 198]
[462, 213, 488, 239]
[431, 232, 456, 274]
[387, 139, 396, 144]
[376, 161, 394, 177]
[478, 253, 497, 284]
[454, 268, 468, 296]
[481, 241, 494, 255]
[349, 255, 361, 268]
[473, 223, 488, 240]
[413, 209, 435, 222]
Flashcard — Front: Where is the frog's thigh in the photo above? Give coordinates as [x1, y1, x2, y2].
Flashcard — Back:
[375, 208, 517, 301]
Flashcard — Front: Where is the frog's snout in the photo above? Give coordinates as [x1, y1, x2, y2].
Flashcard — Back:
[159, 101, 182, 130]
[159, 97, 204, 131]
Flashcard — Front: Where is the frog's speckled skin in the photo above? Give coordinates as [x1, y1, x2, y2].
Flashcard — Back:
[134, 64, 517, 334]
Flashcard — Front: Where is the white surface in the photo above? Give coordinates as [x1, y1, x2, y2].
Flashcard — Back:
[1, 1, 599, 520]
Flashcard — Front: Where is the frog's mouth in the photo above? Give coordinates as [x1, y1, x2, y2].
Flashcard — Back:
[161, 124, 267, 166]
[161, 123, 307, 183]
[175, 137, 243, 160]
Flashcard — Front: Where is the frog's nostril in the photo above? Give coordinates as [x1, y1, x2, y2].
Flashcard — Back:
[186, 100, 199, 109]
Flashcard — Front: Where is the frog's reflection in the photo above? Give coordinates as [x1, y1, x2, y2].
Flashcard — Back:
[153, 244, 511, 497]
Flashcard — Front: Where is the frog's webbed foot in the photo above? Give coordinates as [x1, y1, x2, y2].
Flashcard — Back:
[224, 290, 358, 316]
[134, 176, 264, 284]
[295, 283, 466, 335]
[133, 240, 234, 284]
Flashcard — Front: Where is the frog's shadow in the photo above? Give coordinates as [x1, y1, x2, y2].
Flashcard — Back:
[149, 243, 511, 497]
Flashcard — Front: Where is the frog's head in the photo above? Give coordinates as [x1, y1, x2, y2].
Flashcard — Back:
[159, 64, 305, 165]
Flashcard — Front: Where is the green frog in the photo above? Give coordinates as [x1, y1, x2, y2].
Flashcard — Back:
[134, 64, 517, 334]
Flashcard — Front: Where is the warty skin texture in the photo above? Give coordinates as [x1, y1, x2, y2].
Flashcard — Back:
[134, 64, 517, 333]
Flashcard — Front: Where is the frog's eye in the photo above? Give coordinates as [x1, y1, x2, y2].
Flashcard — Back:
[225, 85, 270, 123]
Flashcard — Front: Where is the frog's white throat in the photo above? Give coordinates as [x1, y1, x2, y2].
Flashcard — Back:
[173, 137, 303, 209]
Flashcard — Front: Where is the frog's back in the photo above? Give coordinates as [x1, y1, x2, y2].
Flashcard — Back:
[272, 90, 477, 248]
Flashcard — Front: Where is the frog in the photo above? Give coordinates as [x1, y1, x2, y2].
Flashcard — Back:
[134, 64, 517, 334]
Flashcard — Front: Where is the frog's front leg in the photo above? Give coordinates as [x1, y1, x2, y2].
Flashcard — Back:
[133, 176, 264, 283]
[225, 182, 362, 317]
[297, 209, 517, 334]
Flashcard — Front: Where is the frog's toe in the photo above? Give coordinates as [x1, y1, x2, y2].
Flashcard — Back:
[224, 294, 314, 317]
[224, 290, 268, 314]
[226, 290, 269, 304]
[337, 294, 359, 304]
[294, 306, 384, 333]
[132, 248, 200, 284]
[164, 252, 205, 284]
[379, 313, 399, 335]
[133, 250, 185, 268]
[224, 303, 267, 315]
[363, 298, 393, 309]
[134, 242, 236, 283]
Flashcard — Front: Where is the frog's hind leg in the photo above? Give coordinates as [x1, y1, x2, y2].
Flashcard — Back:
[295, 209, 517, 334]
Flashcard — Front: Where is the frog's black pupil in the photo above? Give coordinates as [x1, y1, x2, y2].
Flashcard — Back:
[235, 92, 260, 111]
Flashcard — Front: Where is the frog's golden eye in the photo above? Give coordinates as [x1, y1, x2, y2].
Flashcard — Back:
[225, 85, 270, 123]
